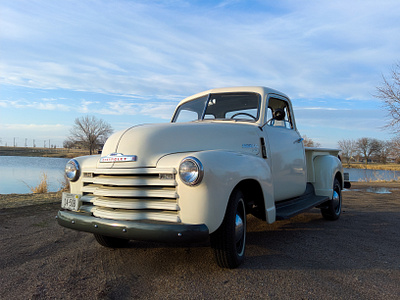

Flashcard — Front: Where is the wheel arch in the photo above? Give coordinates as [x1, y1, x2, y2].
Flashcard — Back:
[235, 179, 267, 221]
[313, 154, 343, 199]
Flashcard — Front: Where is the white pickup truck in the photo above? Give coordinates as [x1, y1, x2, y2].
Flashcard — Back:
[58, 86, 350, 268]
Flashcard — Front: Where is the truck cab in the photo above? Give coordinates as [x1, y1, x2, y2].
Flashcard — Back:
[58, 86, 346, 268]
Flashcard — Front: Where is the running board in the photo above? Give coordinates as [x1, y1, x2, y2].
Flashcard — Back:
[275, 184, 329, 220]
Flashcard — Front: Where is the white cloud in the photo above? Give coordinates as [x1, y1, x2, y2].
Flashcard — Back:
[2, 123, 68, 131]
[1, 0, 398, 100]
[0, 99, 71, 111]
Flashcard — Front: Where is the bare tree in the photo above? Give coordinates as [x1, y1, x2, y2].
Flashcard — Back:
[337, 139, 357, 167]
[66, 115, 113, 155]
[389, 136, 400, 163]
[302, 135, 321, 147]
[375, 63, 400, 131]
[376, 140, 391, 164]
[356, 137, 380, 164]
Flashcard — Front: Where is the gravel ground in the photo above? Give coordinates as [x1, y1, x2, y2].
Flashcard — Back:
[0, 182, 399, 299]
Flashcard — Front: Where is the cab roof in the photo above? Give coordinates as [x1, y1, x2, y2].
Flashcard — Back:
[177, 86, 289, 107]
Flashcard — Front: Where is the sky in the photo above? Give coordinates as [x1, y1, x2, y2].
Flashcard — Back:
[1, 0, 400, 148]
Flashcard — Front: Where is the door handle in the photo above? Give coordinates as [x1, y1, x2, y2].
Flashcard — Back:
[294, 138, 304, 144]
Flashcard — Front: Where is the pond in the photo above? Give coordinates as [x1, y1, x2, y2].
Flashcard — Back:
[1, 156, 399, 194]
[0, 156, 69, 194]
[344, 168, 400, 182]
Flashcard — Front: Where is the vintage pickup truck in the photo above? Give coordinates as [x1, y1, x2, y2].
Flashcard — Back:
[58, 86, 349, 268]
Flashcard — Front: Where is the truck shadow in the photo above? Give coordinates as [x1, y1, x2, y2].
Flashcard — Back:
[99, 207, 400, 271]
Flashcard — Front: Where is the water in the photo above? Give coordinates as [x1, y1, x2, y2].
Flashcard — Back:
[344, 168, 400, 182]
[0, 156, 69, 194]
[0, 156, 398, 194]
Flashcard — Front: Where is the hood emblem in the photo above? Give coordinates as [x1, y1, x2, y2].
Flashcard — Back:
[100, 153, 137, 163]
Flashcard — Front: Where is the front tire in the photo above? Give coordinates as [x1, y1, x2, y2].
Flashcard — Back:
[210, 189, 246, 268]
[94, 234, 129, 248]
[321, 178, 342, 220]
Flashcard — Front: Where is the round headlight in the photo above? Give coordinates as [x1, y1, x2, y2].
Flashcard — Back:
[179, 157, 204, 186]
[65, 159, 80, 182]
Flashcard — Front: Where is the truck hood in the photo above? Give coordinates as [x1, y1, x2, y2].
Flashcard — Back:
[99, 122, 261, 168]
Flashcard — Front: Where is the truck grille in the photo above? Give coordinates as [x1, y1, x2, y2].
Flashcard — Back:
[79, 168, 180, 223]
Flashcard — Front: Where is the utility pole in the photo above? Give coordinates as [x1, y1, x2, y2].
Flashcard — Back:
[25, 138, 27, 147]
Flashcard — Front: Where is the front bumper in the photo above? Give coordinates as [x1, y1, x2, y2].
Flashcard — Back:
[57, 210, 209, 243]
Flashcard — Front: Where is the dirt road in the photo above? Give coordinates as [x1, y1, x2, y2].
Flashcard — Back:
[1, 182, 399, 299]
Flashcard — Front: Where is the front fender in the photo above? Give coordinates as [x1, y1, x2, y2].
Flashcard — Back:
[157, 151, 274, 233]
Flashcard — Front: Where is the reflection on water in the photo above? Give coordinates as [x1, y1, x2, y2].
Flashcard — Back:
[0, 156, 69, 194]
[344, 168, 400, 182]
[345, 187, 398, 194]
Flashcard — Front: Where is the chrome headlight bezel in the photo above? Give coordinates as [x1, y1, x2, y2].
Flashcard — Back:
[65, 159, 80, 182]
[179, 157, 204, 186]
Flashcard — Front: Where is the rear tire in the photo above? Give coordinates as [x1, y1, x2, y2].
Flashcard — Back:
[321, 178, 342, 221]
[94, 234, 129, 248]
[210, 189, 246, 268]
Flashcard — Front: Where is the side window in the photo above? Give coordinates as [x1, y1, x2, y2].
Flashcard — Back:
[266, 98, 293, 129]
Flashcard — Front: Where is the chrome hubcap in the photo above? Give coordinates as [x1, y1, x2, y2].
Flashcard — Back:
[235, 214, 244, 243]
[234, 199, 246, 256]
[332, 190, 341, 213]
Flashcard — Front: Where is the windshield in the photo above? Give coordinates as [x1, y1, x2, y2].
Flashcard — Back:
[172, 92, 260, 123]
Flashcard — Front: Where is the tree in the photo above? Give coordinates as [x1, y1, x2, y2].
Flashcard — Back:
[356, 137, 380, 164]
[302, 135, 321, 147]
[375, 63, 400, 131]
[376, 140, 391, 164]
[337, 139, 357, 167]
[65, 115, 113, 155]
[388, 136, 400, 163]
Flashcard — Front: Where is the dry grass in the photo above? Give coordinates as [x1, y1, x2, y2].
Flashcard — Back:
[348, 163, 400, 171]
[24, 172, 49, 194]
[59, 175, 70, 192]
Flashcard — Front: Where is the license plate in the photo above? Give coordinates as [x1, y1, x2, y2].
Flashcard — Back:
[61, 193, 81, 211]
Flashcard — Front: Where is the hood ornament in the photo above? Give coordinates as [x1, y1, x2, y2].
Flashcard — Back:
[100, 152, 137, 163]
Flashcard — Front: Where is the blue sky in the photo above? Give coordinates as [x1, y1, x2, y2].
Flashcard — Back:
[1, 0, 400, 148]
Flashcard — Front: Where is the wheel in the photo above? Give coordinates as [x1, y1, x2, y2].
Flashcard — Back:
[210, 189, 246, 268]
[230, 112, 257, 120]
[94, 234, 129, 248]
[321, 178, 342, 221]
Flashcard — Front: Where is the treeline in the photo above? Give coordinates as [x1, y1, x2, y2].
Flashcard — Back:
[337, 137, 400, 166]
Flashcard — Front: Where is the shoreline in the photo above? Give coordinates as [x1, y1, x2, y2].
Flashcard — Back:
[0, 192, 61, 209]
[0, 146, 89, 158]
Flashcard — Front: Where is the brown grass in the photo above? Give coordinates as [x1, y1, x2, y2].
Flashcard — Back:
[348, 163, 400, 171]
[59, 175, 70, 192]
[24, 172, 49, 194]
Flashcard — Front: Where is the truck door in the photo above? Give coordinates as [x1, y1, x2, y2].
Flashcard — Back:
[263, 96, 307, 201]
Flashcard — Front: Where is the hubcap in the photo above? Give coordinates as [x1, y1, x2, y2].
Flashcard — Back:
[235, 214, 244, 243]
[332, 189, 341, 213]
[234, 200, 246, 256]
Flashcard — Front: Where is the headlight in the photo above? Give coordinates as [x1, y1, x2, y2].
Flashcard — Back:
[179, 157, 204, 186]
[65, 159, 80, 182]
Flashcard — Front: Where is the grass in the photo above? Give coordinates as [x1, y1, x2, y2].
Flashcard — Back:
[0, 146, 89, 158]
[347, 163, 400, 171]
[59, 175, 70, 192]
[24, 172, 49, 194]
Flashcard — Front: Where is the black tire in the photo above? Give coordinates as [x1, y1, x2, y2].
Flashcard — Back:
[321, 178, 342, 221]
[210, 189, 246, 268]
[94, 234, 129, 248]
